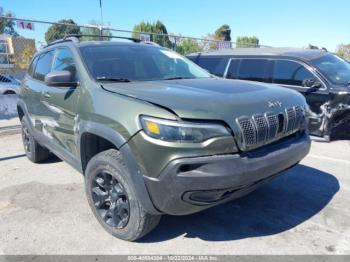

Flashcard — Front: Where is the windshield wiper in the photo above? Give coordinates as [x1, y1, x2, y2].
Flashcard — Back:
[163, 76, 194, 80]
[96, 76, 131, 82]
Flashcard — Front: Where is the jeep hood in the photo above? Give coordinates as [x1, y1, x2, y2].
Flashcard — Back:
[102, 78, 306, 122]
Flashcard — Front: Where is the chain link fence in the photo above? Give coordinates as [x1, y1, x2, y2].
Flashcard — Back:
[0, 16, 267, 83]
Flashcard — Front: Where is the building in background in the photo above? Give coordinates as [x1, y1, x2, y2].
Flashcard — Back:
[0, 34, 36, 79]
[0, 35, 14, 69]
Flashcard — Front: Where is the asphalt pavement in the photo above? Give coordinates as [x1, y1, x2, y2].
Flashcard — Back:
[0, 133, 349, 255]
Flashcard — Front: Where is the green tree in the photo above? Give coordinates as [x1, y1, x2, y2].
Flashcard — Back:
[336, 44, 350, 60]
[45, 19, 80, 43]
[236, 36, 260, 48]
[200, 25, 231, 51]
[132, 20, 172, 48]
[0, 7, 19, 36]
[14, 44, 37, 70]
[80, 20, 112, 41]
[214, 24, 231, 41]
[176, 38, 202, 55]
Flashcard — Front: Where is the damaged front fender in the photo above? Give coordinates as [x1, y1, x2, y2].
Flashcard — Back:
[307, 90, 350, 138]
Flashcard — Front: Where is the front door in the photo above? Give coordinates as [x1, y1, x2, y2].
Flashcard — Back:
[271, 59, 329, 135]
[41, 47, 80, 157]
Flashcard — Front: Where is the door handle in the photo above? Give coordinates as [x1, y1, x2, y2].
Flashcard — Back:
[43, 92, 51, 98]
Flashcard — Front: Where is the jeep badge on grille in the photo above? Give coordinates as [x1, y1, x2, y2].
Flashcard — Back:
[268, 101, 283, 108]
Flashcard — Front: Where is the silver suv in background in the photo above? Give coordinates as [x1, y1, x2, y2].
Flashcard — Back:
[0, 74, 20, 95]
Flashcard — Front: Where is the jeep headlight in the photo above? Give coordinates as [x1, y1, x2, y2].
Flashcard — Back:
[140, 116, 231, 143]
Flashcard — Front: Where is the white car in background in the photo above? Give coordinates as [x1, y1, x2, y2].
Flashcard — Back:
[0, 74, 20, 95]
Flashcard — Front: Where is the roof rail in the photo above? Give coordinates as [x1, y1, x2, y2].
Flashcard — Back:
[44, 37, 78, 48]
[44, 34, 81, 48]
[65, 34, 141, 42]
[43, 34, 156, 49]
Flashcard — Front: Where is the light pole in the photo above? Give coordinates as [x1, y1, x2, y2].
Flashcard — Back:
[99, 0, 104, 39]
[99, 0, 104, 26]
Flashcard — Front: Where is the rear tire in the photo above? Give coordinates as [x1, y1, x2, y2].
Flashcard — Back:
[85, 149, 161, 241]
[21, 118, 50, 163]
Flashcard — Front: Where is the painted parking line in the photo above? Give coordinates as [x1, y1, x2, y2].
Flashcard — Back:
[307, 154, 350, 164]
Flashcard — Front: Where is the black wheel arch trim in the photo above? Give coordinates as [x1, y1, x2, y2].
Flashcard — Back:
[17, 100, 34, 133]
[78, 120, 161, 215]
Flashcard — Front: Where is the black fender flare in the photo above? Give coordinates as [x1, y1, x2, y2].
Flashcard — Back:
[17, 99, 34, 132]
[78, 120, 161, 215]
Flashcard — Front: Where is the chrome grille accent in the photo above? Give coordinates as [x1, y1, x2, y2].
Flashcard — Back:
[236, 106, 304, 150]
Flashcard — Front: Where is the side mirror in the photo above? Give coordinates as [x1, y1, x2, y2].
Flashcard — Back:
[302, 79, 322, 93]
[45, 71, 78, 88]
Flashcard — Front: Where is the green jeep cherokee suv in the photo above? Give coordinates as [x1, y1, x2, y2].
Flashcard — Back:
[18, 36, 311, 241]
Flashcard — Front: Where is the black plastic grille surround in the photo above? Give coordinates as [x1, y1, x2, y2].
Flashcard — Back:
[236, 106, 305, 150]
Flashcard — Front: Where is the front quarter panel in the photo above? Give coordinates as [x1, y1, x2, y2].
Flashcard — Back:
[76, 84, 178, 145]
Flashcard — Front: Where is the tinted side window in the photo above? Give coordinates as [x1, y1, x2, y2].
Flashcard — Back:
[273, 60, 315, 86]
[238, 59, 269, 82]
[226, 59, 239, 79]
[52, 48, 76, 79]
[34, 52, 54, 81]
[195, 57, 229, 77]
[28, 56, 38, 77]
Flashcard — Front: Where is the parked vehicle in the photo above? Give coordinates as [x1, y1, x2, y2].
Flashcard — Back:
[18, 36, 310, 241]
[0, 74, 20, 94]
[187, 48, 350, 140]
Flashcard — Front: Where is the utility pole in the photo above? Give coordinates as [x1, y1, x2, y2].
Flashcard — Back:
[99, 0, 104, 39]
[99, 0, 104, 26]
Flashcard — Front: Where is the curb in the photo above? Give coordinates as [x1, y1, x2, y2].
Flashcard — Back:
[0, 125, 21, 137]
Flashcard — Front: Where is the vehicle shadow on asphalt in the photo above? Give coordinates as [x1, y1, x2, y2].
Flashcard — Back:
[41, 154, 62, 164]
[141, 164, 339, 242]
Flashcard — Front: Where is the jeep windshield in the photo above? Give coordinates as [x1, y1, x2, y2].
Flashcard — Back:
[79, 44, 211, 82]
[311, 54, 350, 86]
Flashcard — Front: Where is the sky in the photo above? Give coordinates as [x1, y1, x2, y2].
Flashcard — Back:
[1, 0, 349, 51]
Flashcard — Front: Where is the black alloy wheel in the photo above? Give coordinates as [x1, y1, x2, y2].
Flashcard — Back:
[91, 171, 130, 228]
[21, 123, 31, 154]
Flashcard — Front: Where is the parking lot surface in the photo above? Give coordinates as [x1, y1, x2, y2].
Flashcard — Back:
[0, 133, 349, 255]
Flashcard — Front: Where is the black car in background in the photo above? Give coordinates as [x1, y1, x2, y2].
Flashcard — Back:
[187, 48, 350, 141]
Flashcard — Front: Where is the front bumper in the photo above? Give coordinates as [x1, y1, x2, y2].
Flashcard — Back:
[143, 131, 310, 215]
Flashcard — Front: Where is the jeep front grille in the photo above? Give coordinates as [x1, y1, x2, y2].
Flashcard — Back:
[236, 106, 304, 150]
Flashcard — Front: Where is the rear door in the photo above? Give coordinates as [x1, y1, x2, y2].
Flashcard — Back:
[271, 59, 329, 134]
[225, 58, 273, 83]
[189, 56, 229, 77]
[41, 47, 80, 157]
[26, 51, 55, 133]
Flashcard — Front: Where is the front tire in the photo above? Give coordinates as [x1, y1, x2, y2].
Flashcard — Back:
[21, 118, 50, 163]
[85, 149, 161, 241]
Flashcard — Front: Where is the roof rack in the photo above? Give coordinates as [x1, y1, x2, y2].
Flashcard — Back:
[44, 34, 161, 49]
[44, 37, 79, 48]
[44, 34, 141, 48]
[64, 34, 142, 43]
